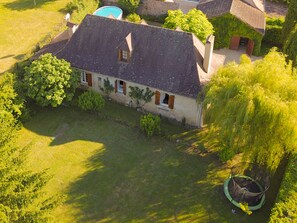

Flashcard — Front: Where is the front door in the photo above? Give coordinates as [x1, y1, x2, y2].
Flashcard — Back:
[246, 39, 254, 56]
[229, 36, 240, 50]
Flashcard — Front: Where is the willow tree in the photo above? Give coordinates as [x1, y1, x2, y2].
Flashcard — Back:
[203, 51, 297, 171]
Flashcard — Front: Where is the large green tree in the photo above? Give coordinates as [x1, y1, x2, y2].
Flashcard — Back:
[202, 51, 297, 171]
[282, 0, 297, 43]
[0, 73, 57, 222]
[163, 9, 214, 43]
[24, 53, 79, 107]
[284, 24, 297, 66]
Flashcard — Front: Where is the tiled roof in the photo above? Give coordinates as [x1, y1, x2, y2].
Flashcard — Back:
[198, 0, 265, 34]
[56, 15, 212, 98]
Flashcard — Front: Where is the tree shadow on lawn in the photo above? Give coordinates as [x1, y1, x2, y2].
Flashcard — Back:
[22, 107, 284, 222]
[4, 0, 56, 11]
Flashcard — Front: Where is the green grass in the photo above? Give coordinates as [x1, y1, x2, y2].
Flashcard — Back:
[16, 102, 283, 222]
[0, 0, 98, 74]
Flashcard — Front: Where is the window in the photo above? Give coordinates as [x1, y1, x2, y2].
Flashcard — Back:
[81, 71, 87, 84]
[115, 80, 126, 95]
[118, 80, 124, 93]
[155, 91, 175, 109]
[161, 93, 169, 106]
[119, 50, 130, 62]
[97, 77, 102, 88]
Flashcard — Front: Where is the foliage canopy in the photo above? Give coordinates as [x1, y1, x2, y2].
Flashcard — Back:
[203, 51, 297, 171]
[78, 90, 105, 112]
[118, 0, 140, 14]
[24, 53, 79, 107]
[282, 0, 297, 43]
[128, 86, 154, 108]
[0, 73, 57, 222]
[163, 9, 213, 43]
[284, 24, 297, 66]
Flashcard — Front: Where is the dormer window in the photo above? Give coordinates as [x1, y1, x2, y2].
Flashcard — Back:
[119, 50, 130, 62]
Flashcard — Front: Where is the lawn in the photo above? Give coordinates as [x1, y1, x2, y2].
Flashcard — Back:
[0, 0, 98, 74]
[16, 102, 281, 222]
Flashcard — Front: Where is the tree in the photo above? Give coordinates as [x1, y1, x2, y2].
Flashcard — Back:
[0, 73, 22, 146]
[202, 51, 297, 171]
[103, 78, 114, 97]
[118, 0, 140, 14]
[24, 53, 79, 107]
[163, 9, 214, 43]
[0, 73, 57, 222]
[284, 24, 297, 66]
[128, 86, 154, 108]
[282, 0, 297, 44]
[126, 13, 141, 24]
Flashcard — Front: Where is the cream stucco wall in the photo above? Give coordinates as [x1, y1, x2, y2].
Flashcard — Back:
[81, 70, 203, 127]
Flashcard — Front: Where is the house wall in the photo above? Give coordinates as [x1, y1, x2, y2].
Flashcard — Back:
[83, 71, 202, 127]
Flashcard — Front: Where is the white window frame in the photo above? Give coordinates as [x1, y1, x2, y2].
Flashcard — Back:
[97, 77, 102, 88]
[160, 92, 169, 107]
[81, 71, 87, 84]
[122, 51, 128, 61]
[117, 80, 124, 93]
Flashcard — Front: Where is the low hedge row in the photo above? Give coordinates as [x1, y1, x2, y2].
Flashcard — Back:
[269, 154, 297, 223]
[263, 17, 284, 48]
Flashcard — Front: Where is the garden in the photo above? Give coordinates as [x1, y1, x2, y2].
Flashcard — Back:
[16, 101, 283, 223]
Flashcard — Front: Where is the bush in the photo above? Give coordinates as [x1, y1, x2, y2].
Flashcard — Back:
[263, 17, 284, 47]
[218, 147, 236, 162]
[118, 0, 140, 14]
[141, 14, 167, 23]
[269, 154, 297, 222]
[140, 113, 161, 137]
[78, 90, 105, 112]
[126, 13, 141, 24]
[267, 0, 290, 4]
[65, 2, 78, 13]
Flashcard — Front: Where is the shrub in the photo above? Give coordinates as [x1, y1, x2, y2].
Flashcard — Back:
[118, 0, 140, 14]
[141, 14, 167, 23]
[127, 13, 141, 24]
[269, 154, 297, 222]
[103, 78, 114, 97]
[263, 17, 284, 47]
[140, 113, 161, 137]
[78, 90, 105, 112]
[65, 1, 78, 13]
[218, 147, 236, 162]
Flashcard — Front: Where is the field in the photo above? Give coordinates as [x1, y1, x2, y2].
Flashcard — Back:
[16, 102, 282, 222]
[0, 0, 98, 73]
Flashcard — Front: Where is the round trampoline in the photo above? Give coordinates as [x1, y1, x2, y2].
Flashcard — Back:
[223, 163, 270, 211]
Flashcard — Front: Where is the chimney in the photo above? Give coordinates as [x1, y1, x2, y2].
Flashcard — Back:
[67, 22, 78, 38]
[203, 35, 215, 73]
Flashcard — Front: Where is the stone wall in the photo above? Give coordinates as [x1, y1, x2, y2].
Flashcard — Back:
[138, 0, 179, 16]
[81, 70, 202, 127]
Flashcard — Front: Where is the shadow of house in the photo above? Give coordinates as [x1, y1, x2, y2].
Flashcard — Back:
[4, 0, 56, 11]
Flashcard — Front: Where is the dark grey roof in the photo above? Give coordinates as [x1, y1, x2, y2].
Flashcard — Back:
[198, 0, 265, 34]
[57, 15, 208, 98]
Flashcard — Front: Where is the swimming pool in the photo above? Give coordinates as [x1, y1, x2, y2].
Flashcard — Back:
[93, 6, 123, 20]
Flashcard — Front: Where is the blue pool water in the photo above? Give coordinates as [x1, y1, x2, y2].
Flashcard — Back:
[93, 6, 123, 19]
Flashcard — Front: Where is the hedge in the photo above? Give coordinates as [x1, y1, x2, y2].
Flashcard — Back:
[263, 17, 284, 47]
[210, 13, 263, 55]
[269, 155, 297, 223]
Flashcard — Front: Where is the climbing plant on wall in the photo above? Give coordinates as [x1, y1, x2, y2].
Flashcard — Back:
[210, 14, 263, 55]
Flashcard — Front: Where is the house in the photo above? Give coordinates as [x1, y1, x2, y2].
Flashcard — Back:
[36, 15, 221, 127]
[197, 0, 265, 55]
[102, 0, 265, 55]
